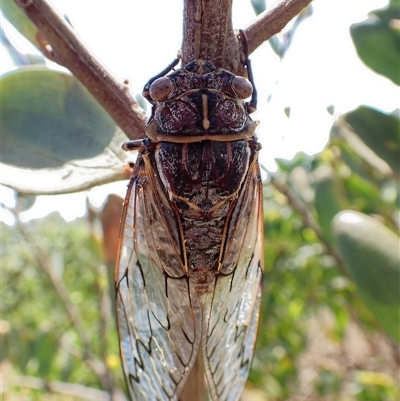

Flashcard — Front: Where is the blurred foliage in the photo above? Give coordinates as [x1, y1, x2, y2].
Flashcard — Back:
[1, 0, 399, 401]
[2, 214, 126, 400]
[334, 211, 400, 342]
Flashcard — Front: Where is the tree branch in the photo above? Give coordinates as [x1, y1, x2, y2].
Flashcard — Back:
[14, 0, 147, 140]
[181, 0, 243, 74]
[181, 0, 313, 74]
[244, 0, 314, 55]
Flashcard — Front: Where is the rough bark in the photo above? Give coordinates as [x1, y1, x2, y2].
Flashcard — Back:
[244, 0, 314, 55]
[181, 0, 243, 74]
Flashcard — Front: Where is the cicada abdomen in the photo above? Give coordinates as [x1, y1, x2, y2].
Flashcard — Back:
[116, 59, 263, 401]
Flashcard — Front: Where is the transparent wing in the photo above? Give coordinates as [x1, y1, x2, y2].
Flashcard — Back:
[202, 160, 264, 401]
[115, 157, 202, 401]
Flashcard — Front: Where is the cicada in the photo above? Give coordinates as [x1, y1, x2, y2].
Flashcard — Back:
[115, 56, 263, 401]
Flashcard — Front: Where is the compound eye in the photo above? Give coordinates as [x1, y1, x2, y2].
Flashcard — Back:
[232, 76, 253, 99]
[149, 77, 173, 100]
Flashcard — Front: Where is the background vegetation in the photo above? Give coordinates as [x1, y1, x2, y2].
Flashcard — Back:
[1, 0, 399, 400]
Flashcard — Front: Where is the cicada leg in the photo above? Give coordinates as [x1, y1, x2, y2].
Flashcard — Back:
[238, 29, 257, 114]
[122, 136, 154, 153]
[122, 139, 143, 151]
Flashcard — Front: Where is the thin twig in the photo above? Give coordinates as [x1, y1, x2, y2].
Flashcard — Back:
[269, 174, 347, 276]
[96, 262, 115, 393]
[14, 0, 147, 140]
[10, 375, 128, 401]
[244, 0, 314, 55]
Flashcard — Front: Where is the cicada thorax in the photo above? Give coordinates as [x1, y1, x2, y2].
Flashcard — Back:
[140, 60, 261, 292]
[149, 140, 259, 285]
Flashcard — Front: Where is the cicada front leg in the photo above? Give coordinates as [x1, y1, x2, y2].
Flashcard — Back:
[238, 29, 257, 114]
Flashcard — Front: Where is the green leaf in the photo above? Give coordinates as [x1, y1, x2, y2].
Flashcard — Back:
[1, 66, 117, 169]
[350, 3, 400, 84]
[330, 123, 392, 178]
[1, 0, 41, 51]
[34, 330, 58, 377]
[1, 67, 129, 194]
[333, 211, 400, 342]
[326, 105, 335, 116]
[314, 166, 348, 246]
[343, 106, 400, 176]
[10, 327, 34, 373]
[342, 173, 383, 214]
[251, 0, 266, 15]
